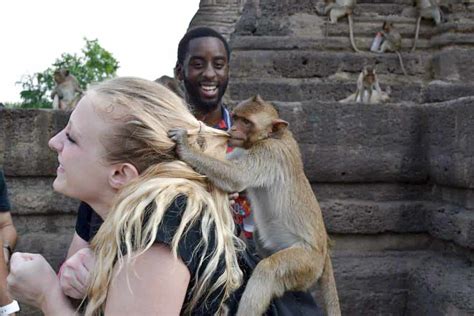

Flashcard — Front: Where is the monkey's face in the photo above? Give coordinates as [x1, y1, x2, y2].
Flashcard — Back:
[178, 37, 229, 112]
[229, 115, 254, 149]
[54, 72, 65, 84]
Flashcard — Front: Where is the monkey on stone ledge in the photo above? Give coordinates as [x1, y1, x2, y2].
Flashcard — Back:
[51, 69, 83, 110]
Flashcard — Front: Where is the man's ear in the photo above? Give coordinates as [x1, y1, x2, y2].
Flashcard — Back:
[175, 63, 184, 81]
[109, 163, 139, 189]
[271, 118, 289, 133]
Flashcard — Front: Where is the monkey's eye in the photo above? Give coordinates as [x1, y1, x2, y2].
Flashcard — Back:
[242, 118, 252, 127]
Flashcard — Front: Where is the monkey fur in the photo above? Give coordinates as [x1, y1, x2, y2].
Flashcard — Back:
[323, 0, 361, 53]
[169, 95, 341, 316]
[50, 69, 83, 110]
[411, 0, 442, 52]
[376, 22, 408, 76]
[345, 66, 388, 104]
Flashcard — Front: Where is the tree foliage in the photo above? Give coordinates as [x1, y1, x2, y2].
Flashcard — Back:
[17, 38, 119, 108]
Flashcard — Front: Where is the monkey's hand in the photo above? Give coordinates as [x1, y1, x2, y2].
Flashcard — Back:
[168, 128, 190, 158]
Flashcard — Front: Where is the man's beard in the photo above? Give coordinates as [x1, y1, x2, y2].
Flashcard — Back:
[183, 79, 228, 114]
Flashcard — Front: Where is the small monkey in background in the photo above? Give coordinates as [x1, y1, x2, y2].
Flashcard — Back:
[155, 75, 185, 99]
[50, 69, 83, 110]
[322, 0, 361, 52]
[354, 66, 381, 103]
[169, 96, 341, 316]
[340, 66, 390, 104]
[375, 21, 408, 76]
[411, 0, 443, 52]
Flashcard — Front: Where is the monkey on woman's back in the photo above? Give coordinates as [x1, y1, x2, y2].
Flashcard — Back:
[169, 95, 341, 316]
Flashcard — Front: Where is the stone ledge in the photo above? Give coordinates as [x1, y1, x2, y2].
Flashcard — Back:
[231, 50, 429, 78]
[428, 204, 474, 250]
[406, 254, 474, 314]
[230, 35, 430, 51]
[322, 199, 474, 249]
[327, 250, 474, 315]
[7, 177, 79, 215]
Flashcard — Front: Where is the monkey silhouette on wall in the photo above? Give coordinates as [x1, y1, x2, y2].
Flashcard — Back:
[169, 95, 341, 316]
[51, 69, 83, 110]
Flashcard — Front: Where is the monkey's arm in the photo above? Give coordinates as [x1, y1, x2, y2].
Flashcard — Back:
[168, 128, 272, 192]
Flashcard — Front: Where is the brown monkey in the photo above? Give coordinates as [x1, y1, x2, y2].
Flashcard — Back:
[339, 66, 385, 103]
[376, 21, 407, 76]
[155, 75, 185, 99]
[169, 95, 341, 316]
[50, 69, 82, 110]
[411, 0, 442, 52]
[323, 0, 361, 53]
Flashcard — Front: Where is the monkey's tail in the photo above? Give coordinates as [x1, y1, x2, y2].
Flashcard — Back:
[411, 16, 421, 52]
[348, 15, 362, 53]
[319, 255, 341, 316]
[395, 51, 408, 76]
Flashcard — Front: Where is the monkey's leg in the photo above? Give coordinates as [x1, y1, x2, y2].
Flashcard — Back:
[329, 7, 345, 23]
[237, 247, 322, 316]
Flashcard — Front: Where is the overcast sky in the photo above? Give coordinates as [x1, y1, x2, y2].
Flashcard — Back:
[0, 0, 200, 103]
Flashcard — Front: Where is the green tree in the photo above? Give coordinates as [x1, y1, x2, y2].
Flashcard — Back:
[17, 38, 119, 108]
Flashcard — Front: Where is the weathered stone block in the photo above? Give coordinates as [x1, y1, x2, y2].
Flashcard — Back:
[3, 109, 69, 176]
[7, 176, 79, 215]
[321, 200, 427, 233]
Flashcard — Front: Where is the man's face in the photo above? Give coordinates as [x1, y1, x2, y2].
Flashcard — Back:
[177, 36, 229, 113]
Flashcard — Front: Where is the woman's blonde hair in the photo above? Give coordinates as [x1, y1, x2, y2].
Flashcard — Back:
[83, 77, 243, 315]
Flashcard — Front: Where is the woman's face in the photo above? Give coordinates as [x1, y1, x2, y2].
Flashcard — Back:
[48, 94, 116, 206]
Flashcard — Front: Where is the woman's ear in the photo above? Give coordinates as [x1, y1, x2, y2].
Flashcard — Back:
[109, 163, 139, 189]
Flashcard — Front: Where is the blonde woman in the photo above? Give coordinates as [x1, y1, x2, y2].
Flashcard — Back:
[7, 77, 243, 315]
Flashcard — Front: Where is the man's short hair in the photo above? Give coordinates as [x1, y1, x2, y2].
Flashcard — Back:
[177, 27, 231, 65]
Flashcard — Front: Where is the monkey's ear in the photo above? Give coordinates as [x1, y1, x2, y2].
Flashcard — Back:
[272, 118, 289, 133]
[252, 95, 264, 103]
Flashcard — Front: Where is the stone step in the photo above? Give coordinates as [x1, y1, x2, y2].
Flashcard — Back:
[328, 251, 416, 315]
[406, 253, 474, 314]
[356, 3, 408, 16]
[330, 250, 473, 315]
[229, 78, 474, 102]
[230, 35, 430, 51]
[357, 0, 413, 5]
[231, 50, 430, 79]
[325, 19, 437, 39]
[428, 204, 474, 250]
